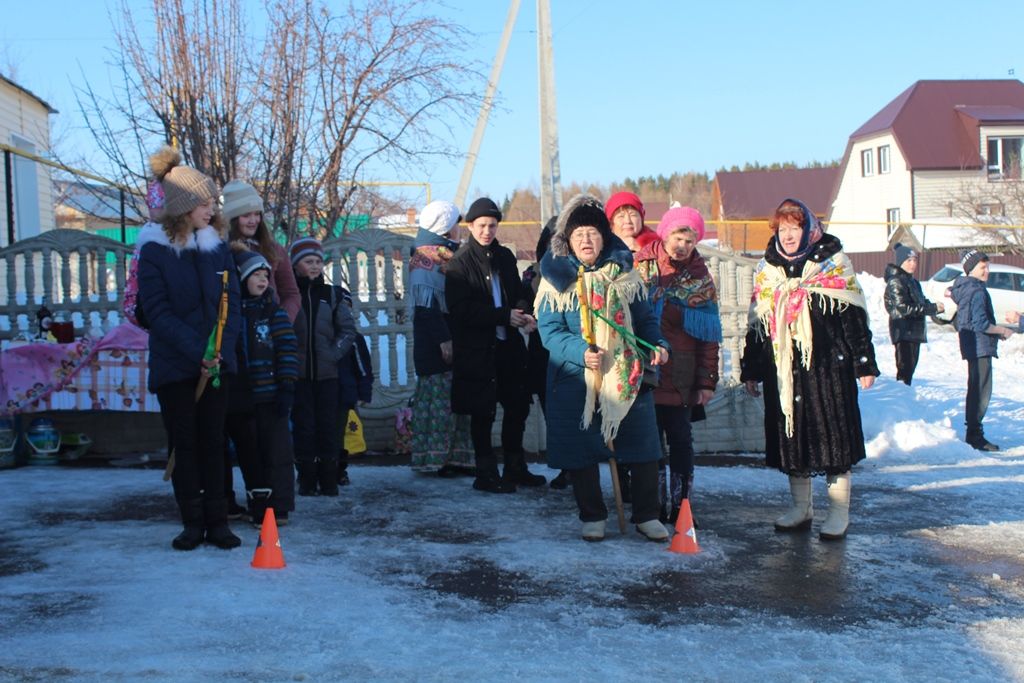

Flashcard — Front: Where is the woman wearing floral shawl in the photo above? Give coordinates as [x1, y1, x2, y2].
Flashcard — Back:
[741, 198, 878, 541]
[635, 206, 721, 525]
[408, 200, 474, 475]
[536, 194, 671, 543]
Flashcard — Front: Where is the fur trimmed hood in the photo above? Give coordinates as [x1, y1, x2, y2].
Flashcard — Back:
[136, 222, 225, 254]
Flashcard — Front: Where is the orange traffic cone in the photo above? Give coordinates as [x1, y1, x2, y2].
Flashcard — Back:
[251, 508, 286, 569]
[668, 499, 700, 554]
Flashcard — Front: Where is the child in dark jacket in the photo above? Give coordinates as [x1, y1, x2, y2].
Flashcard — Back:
[137, 146, 241, 551]
[226, 250, 299, 525]
[289, 237, 357, 495]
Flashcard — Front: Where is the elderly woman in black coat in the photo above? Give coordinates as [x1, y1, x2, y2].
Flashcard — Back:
[741, 198, 878, 541]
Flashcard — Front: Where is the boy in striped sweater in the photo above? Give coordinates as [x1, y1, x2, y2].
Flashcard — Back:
[226, 250, 300, 525]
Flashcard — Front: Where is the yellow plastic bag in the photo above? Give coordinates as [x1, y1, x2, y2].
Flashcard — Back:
[344, 409, 367, 455]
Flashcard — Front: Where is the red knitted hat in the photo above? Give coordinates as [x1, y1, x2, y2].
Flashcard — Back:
[604, 191, 646, 226]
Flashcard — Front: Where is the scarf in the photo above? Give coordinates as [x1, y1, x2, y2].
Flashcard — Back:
[409, 228, 457, 311]
[536, 257, 647, 443]
[637, 242, 722, 343]
[749, 248, 867, 437]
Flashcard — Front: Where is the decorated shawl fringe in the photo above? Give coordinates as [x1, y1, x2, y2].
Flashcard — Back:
[681, 304, 723, 343]
[750, 250, 867, 438]
[535, 276, 646, 313]
[409, 283, 447, 312]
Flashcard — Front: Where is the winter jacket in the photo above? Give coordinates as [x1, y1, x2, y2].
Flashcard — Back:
[950, 275, 1000, 360]
[740, 233, 878, 476]
[445, 236, 530, 415]
[634, 240, 721, 407]
[883, 264, 939, 344]
[136, 223, 240, 392]
[338, 333, 373, 408]
[293, 276, 357, 381]
[537, 232, 668, 470]
[229, 289, 298, 412]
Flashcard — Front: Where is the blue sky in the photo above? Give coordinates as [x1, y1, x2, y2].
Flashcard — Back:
[2, 0, 1022, 207]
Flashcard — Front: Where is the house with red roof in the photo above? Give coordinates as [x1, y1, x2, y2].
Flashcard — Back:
[827, 79, 1024, 271]
[712, 167, 838, 254]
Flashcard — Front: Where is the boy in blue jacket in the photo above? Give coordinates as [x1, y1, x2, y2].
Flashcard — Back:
[950, 249, 1016, 451]
[226, 250, 299, 525]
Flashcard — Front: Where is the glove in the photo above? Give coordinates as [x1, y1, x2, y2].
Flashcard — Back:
[275, 383, 295, 417]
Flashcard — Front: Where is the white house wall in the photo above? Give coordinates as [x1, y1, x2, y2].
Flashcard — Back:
[828, 133, 913, 253]
[0, 80, 54, 247]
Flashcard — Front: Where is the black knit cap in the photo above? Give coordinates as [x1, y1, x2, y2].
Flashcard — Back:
[564, 202, 611, 242]
[465, 197, 502, 223]
[961, 248, 989, 276]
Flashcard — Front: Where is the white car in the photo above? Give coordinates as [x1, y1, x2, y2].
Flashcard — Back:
[921, 262, 1024, 324]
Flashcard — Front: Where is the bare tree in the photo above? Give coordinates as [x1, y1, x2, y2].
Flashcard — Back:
[946, 176, 1024, 255]
[72, 0, 481, 242]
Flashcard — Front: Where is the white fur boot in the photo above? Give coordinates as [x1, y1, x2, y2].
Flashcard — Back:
[819, 473, 851, 540]
[774, 475, 813, 531]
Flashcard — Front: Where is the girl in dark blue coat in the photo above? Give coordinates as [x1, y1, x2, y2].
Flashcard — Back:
[536, 195, 671, 543]
[137, 146, 241, 551]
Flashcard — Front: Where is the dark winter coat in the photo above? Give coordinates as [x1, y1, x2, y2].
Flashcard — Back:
[338, 333, 373, 408]
[950, 275, 1000, 360]
[634, 240, 721, 407]
[229, 289, 298, 412]
[444, 236, 529, 415]
[136, 223, 241, 392]
[740, 233, 878, 476]
[883, 264, 939, 344]
[293, 276, 357, 381]
[537, 234, 668, 470]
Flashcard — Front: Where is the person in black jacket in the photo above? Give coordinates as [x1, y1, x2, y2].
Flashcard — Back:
[883, 243, 944, 385]
[445, 197, 546, 493]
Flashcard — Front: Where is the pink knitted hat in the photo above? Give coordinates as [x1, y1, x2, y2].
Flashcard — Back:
[657, 206, 705, 243]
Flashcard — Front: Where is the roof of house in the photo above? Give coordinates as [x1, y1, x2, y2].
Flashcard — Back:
[0, 73, 58, 114]
[714, 167, 839, 219]
[54, 180, 144, 223]
[850, 79, 1024, 170]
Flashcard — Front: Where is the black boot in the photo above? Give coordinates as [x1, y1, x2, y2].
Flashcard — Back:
[247, 488, 272, 528]
[337, 449, 351, 485]
[203, 498, 241, 549]
[549, 470, 570, 489]
[966, 429, 1000, 452]
[296, 461, 318, 496]
[502, 451, 546, 487]
[318, 456, 340, 496]
[617, 463, 632, 503]
[473, 460, 516, 493]
[172, 497, 205, 551]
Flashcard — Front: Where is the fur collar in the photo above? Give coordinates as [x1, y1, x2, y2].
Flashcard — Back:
[136, 222, 224, 254]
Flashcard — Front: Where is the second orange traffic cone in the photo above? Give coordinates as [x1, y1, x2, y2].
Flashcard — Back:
[668, 498, 700, 554]
[251, 508, 286, 569]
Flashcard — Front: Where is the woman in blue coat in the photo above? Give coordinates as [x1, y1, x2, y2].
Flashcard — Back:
[137, 146, 241, 551]
[536, 194, 671, 543]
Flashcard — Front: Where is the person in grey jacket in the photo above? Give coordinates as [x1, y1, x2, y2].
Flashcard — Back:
[950, 249, 1016, 451]
[289, 237, 357, 495]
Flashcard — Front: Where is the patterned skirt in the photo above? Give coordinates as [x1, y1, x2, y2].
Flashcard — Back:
[409, 372, 474, 473]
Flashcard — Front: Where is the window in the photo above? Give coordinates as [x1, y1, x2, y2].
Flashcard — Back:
[861, 149, 874, 177]
[878, 145, 891, 174]
[930, 266, 961, 282]
[986, 136, 1023, 180]
[988, 272, 1014, 291]
[885, 208, 900, 238]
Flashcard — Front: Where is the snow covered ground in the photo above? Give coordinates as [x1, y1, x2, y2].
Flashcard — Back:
[3, 273, 1024, 682]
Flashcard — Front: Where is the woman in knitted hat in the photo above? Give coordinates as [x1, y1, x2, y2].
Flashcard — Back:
[634, 206, 722, 525]
[136, 146, 242, 551]
[223, 179, 301, 322]
[605, 191, 659, 253]
[741, 198, 878, 541]
[883, 243, 944, 385]
[536, 194, 671, 542]
[408, 200, 475, 476]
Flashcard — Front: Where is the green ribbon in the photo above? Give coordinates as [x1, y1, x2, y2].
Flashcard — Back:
[590, 309, 660, 354]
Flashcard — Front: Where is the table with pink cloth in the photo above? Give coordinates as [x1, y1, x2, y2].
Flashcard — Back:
[1, 324, 156, 415]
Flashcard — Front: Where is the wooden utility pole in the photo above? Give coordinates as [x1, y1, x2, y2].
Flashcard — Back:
[537, 0, 563, 226]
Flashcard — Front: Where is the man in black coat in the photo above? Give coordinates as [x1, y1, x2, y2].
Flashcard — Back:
[445, 197, 546, 493]
[883, 243, 944, 385]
